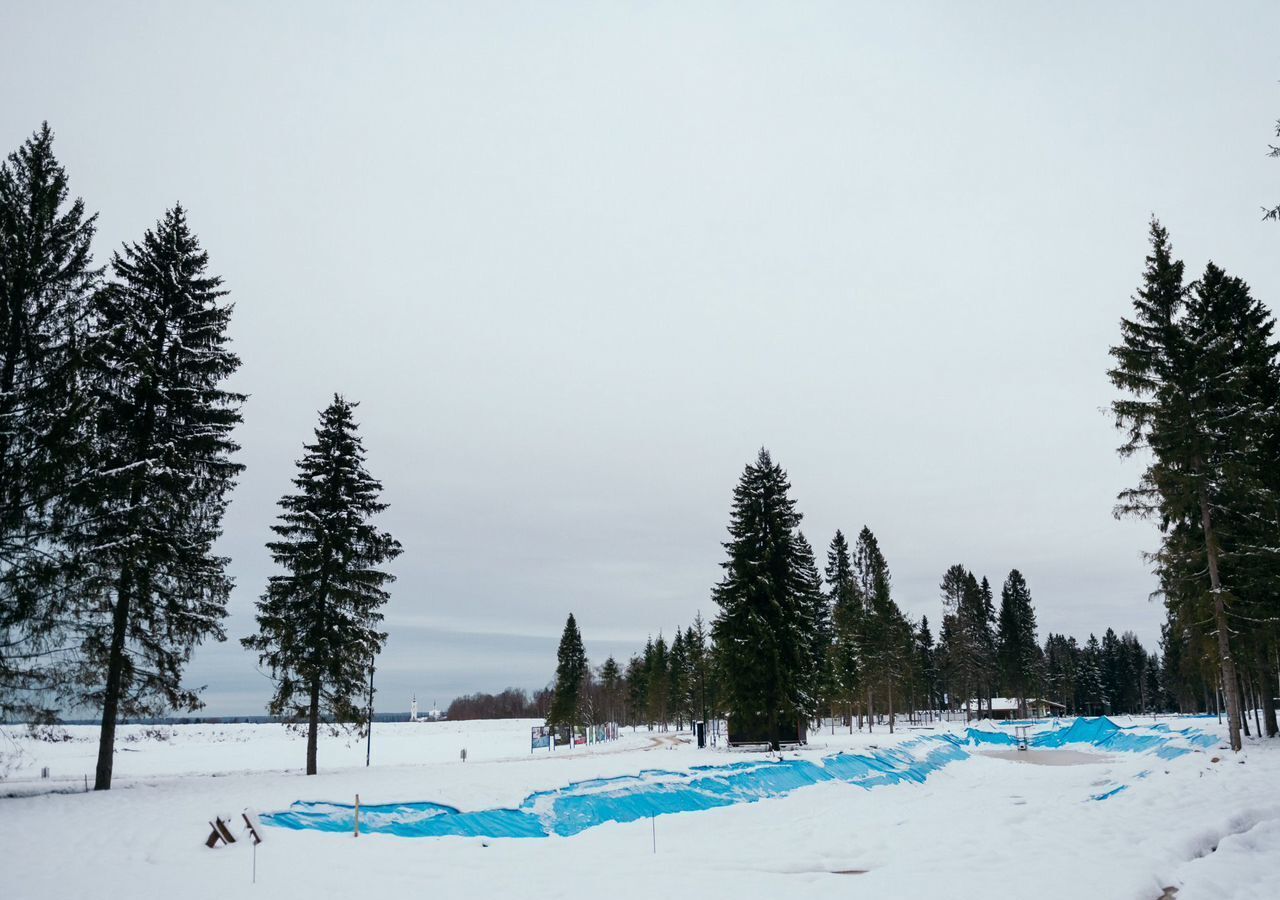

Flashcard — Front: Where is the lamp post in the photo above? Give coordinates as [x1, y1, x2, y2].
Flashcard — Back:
[366, 658, 375, 767]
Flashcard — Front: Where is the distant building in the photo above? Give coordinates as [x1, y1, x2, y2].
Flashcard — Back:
[410, 696, 445, 722]
[970, 698, 1066, 720]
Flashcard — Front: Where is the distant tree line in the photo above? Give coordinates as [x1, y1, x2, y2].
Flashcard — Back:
[0, 124, 401, 785]
[543, 446, 1276, 749]
[446, 687, 551, 720]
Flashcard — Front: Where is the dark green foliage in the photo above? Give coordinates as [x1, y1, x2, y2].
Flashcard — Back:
[1108, 220, 1280, 750]
[915, 616, 938, 711]
[852, 526, 913, 730]
[667, 630, 689, 728]
[686, 613, 713, 725]
[624, 652, 647, 728]
[242, 395, 400, 775]
[1042, 633, 1078, 712]
[0, 124, 99, 721]
[644, 633, 669, 727]
[827, 529, 863, 712]
[70, 206, 243, 789]
[794, 531, 831, 715]
[1142, 652, 1164, 714]
[598, 656, 622, 724]
[938, 565, 995, 716]
[711, 449, 817, 746]
[996, 569, 1040, 711]
[1078, 635, 1107, 715]
[547, 613, 587, 726]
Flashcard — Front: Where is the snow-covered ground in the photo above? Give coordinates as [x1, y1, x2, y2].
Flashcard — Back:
[2, 716, 1277, 899]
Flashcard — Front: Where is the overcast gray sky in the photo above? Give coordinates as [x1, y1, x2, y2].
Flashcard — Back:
[5, 2, 1278, 716]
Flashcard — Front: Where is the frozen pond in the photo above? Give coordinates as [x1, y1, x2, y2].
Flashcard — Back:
[979, 748, 1114, 766]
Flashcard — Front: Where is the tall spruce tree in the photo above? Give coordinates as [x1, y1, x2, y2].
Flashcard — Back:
[625, 651, 647, 728]
[939, 565, 991, 718]
[1079, 635, 1106, 715]
[645, 633, 668, 728]
[242, 395, 400, 776]
[853, 527, 909, 731]
[916, 616, 937, 713]
[0, 124, 99, 721]
[1043, 634, 1078, 713]
[1109, 220, 1280, 750]
[686, 614, 711, 726]
[667, 629, 689, 728]
[711, 449, 815, 747]
[599, 656, 621, 724]
[69, 206, 242, 790]
[548, 614, 588, 727]
[977, 576, 998, 709]
[996, 569, 1039, 714]
[794, 531, 830, 720]
[826, 530, 863, 727]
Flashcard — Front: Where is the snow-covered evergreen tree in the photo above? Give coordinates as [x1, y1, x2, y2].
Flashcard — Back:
[826, 530, 863, 726]
[242, 395, 400, 776]
[793, 531, 830, 721]
[1109, 220, 1280, 750]
[0, 124, 99, 721]
[1078, 634, 1107, 715]
[852, 527, 911, 731]
[667, 629, 690, 728]
[645, 633, 669, 728]
[996, 569, 1039, 714]
[915, 616, 938, 712]
[711, 449, 815, 747]
[68, 205, 242, 790]
[548, 613, 587, 727]
[686, 614, 712, 726]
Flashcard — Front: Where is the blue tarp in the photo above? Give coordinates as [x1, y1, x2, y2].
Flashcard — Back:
[263, 738, 970, 839]
[262, 718, 1213, 840]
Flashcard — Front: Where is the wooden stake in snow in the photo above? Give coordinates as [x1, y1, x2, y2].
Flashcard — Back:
[242, 810, 263, 884]
[354, 794, 361, 837]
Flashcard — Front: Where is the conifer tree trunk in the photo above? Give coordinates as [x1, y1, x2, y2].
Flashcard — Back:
[94, 437, 153, 791]
[866, 688, 873, 733]
[1252, 676, 1262, 735]
[1200, 494, 1242, 751]
[306, 678, 321, 775]
[93, 571, 132, 791]
[1238, 674, 1251, 737]
[1260, 655, 1278, 738]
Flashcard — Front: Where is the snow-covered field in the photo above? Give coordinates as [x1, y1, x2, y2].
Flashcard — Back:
[2, 716, 1278, 899]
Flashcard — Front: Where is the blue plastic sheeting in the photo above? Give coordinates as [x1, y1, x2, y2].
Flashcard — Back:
[1090, 785, 1128, 801]
[263, 738, 970, 839]
[1024, 717, 1216, 755]
[962, 729, 1019, 746]
[262, 719, 1214, 840]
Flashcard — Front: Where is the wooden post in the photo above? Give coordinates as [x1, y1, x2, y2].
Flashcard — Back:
[365, 661, 374, 767]
[354, 794, 360, 837]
